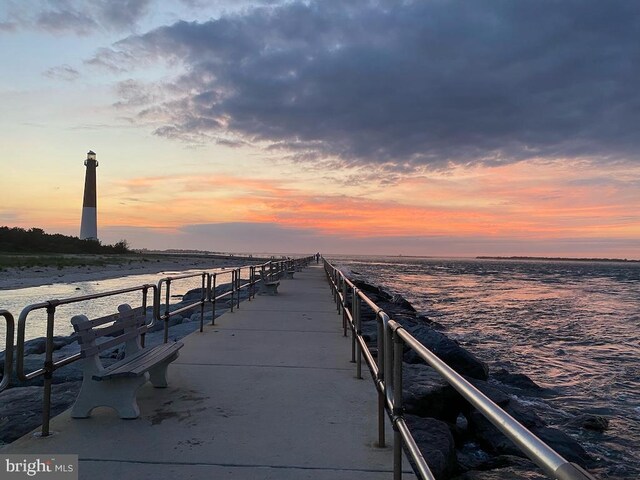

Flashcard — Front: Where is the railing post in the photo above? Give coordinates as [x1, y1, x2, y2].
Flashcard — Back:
[141, 286, 148, 347]
[211, 273, 217, 325]
[351, 287, 357, 363]
[230, 270, 235, 313]
[236, 268, 241, 309]
[333, 271, 337, 303]
[342, 277, 348, 336]
[164, 279, 171, 344]
[200, 273, 206, 332]
[393, 328, 404, 480]
[376, 310, 386, 448]
[355, 291, 362, 379]
[41, 302, 57, 437]
[0, 311, 14, 393]
[336, 275, 342, 314]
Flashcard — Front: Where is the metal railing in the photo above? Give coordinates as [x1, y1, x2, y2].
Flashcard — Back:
[323, 259, 596, 480]
[5, 255, 314, 438]
[1, 309, 14, 393]
[158, 272, 208, 342]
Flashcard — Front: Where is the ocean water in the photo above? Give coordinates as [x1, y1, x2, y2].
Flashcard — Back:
[332, 256, 640, 479]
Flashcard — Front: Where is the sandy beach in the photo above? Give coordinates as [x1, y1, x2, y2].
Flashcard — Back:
[0, 254, 266, 291]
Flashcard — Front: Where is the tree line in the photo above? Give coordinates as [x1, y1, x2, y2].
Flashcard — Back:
[0, 226, 132, 254]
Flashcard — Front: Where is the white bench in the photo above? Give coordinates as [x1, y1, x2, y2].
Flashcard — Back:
[70, 304, 183, 419]
[261, 280, 280, 295]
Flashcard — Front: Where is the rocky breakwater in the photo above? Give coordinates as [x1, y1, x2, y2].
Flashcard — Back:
[0, 281, 254, 445]
[349, 278, 603, 480]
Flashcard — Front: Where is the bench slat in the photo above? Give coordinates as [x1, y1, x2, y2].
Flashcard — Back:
[76, 320, 148, 345]
[72, 306, 146, 332]
[81, 326, 148, 357]
[94, 342, 183, 380]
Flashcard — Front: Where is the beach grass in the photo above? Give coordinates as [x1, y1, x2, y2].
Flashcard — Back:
[0, 253, 146, 271]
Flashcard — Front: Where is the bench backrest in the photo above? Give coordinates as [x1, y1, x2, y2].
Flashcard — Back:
[71, 304, 147, 358]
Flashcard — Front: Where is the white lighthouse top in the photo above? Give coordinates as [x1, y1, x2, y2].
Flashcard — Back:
[87, 150, 96, 160]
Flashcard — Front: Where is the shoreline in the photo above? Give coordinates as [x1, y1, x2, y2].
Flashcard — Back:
[0, 254, 267, 291]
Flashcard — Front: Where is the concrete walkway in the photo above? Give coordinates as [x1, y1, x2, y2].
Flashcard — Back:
[2, 265, 414, 479]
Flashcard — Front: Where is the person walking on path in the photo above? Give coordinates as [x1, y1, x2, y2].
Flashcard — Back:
[316, 252, 320, 264]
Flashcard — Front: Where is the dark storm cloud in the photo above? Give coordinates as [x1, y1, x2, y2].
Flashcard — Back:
[98, 0, 640, 168]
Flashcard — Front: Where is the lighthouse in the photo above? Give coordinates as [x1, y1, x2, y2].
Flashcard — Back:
[80, 150, 99, 240]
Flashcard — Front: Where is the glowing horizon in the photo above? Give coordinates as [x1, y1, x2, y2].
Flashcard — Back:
[1, 1, 639, 258]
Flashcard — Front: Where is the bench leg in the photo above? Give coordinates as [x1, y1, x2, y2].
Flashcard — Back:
[71, 375, 146, 419]
[260, 284, 278, 295]
[147, 352, 179, 388]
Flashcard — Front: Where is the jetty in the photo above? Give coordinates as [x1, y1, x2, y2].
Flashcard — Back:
[1, 264, 414, 479]
[0, 258, 599, 480]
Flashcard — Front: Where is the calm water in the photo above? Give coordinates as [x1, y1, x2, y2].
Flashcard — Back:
[332, 256, 640, 479]
[0, 267, 237, 348]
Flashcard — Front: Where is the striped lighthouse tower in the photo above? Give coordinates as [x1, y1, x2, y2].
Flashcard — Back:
[79, 150, 99, 240]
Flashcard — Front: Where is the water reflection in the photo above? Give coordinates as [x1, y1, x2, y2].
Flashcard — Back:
[0, 267, 235, 349]
[337, 257, 640, 479]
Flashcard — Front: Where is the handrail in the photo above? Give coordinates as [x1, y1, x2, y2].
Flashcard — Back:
[323, 259, 597, 480]
[158, 272, 208, 341]
[1, 309, 15, 392]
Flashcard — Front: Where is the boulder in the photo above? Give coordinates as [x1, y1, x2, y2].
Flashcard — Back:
[563, 414, 609, 432]
[0, 335, 78, 369]
[0, 382, 80, 445]
[529, 426, 595, 468]
[452, 455, 548, 480]
[467, 408, 594, 468]
[464, 379, 511, 408]
[404, 415, 457, 480]
[492, 369, 544, 392]
[182, 287, 206, 302]
[359, 320, 379, 344]
[403, 324, 489, 380]
[390, 293, 416, 312]
[403, 364, 465, 422]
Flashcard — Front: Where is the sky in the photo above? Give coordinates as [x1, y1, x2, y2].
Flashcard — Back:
[0, 0, 639, 258]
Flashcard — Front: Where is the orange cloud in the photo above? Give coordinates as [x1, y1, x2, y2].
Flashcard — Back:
[10, 159, 639, 250]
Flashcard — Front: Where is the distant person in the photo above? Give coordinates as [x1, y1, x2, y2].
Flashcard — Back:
[316, 252, 320, 264]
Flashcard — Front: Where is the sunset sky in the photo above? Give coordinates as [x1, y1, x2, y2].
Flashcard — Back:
[1, 0, 639, 257]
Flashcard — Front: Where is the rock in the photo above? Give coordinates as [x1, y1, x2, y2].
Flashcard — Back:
[452, 455, 548, 480]
[182, 287, 206, 302]
[13, 335, 76, 357]
[529, 426, 595, 468]
[360, 320, 378, 344]
[403, 364, 466, 422]
[353, 280, 393, 302]
[404, 415, 457, 480]
[456, 442, 493, 471]
[464, 379, 511, 408]
[391, 293, 416, 313]
[564, 414, 609, 432]
[467, 408, 594, 468]
[403, 324, 489, 380]
[492, 369, 544, 392]
[466, 393, 548, 459]
[0, 382, 80, 445]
